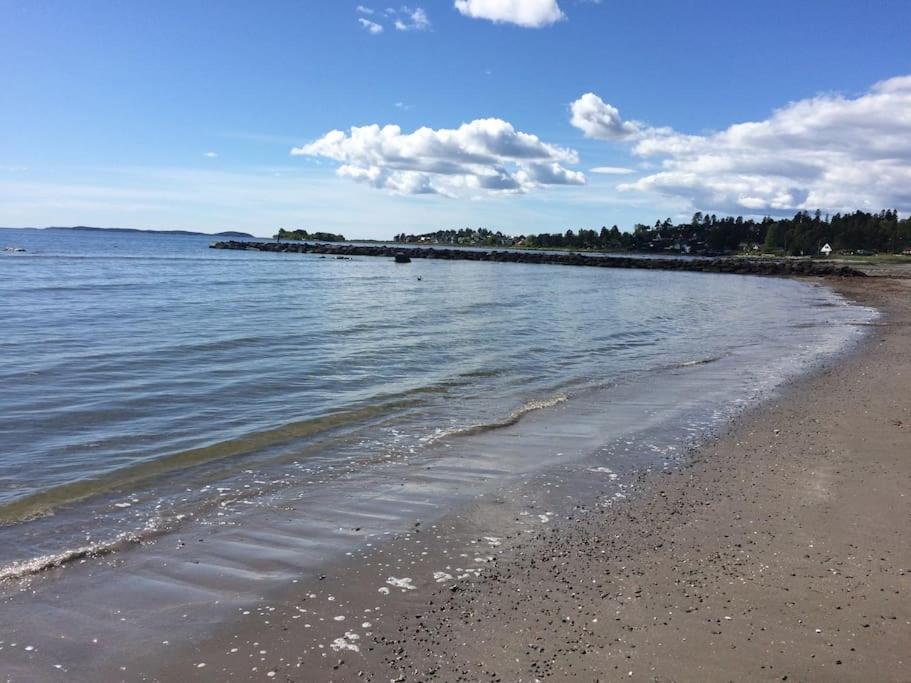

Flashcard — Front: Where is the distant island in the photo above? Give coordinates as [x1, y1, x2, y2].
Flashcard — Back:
[45, 226, 255, 238]
[393, 210, 911, 257]
[275, 228, 347, 242]
[24, 209, 911, 257]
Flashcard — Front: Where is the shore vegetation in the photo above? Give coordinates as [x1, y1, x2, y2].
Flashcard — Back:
[275, 228, 346, 242]
[394, 209, 911, 256]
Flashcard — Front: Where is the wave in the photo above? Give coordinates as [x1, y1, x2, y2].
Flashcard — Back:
[0, 397, 422, 527]
[0, 363, 524, 528]
[420, 393, 568, 445]
[0, 515, 181, 582]
[0, 389, 569, 580]
[674, 356, 723, 368]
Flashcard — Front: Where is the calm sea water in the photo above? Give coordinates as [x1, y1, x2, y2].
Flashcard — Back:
[0, 228, 873, 580]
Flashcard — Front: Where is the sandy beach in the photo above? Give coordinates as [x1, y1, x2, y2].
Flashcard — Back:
[142, 274, 911, 682]
[7, 5, 911, 680]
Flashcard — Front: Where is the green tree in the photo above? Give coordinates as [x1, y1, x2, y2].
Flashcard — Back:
[763, 223, 781, 252]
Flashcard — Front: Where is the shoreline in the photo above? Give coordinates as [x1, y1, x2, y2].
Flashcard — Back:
[144, 275, 908, 681]
[209, 240, 865, 278]
[0, 274, 904, 681]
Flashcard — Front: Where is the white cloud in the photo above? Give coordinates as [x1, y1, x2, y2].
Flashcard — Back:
[574, 76, 911, 214]
[394, 7, 430, 31]
[590, 166, 634, 175]
[358, 17, 384, 33]
[1, 165, 633, 239]
[454, 0, 564, 28]
[357, 6, 430, 33]
[203, 151, 218, 158]
[292, 118, 584, 197]
[569, 93, 640, 140]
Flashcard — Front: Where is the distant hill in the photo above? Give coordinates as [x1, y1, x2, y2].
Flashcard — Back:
[44, 226, 255, 238]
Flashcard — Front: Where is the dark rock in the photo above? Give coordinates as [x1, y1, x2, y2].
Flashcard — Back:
[208, 241, 866, 278]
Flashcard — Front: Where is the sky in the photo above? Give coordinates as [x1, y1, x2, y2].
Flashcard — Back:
[2, 0, 911, 238]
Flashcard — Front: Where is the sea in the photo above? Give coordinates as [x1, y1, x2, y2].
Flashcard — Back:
[0, 227, 876, 677]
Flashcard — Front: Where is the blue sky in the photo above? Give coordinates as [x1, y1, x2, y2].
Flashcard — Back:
[2, 0, 910, 237]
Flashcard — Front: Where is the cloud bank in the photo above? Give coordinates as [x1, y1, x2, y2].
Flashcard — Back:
[570, 76, 911, 214]
[454, 0, 564, 28]
[293, 118, 584, 197]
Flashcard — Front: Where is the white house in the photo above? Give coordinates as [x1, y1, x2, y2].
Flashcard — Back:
[820, 243, 833, 256]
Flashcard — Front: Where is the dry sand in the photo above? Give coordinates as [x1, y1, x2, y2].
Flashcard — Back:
[154, 275, 910, 682]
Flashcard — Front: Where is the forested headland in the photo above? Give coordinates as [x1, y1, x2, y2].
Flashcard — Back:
[393, 210, 911, 256]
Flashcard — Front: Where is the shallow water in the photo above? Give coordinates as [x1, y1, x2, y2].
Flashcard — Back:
[0, 228, 873, 577]
[0, 228, 877, 677]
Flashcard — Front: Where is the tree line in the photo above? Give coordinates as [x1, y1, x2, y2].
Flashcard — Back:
[275, 228, 347, 242]
[394, 210, 911, 255]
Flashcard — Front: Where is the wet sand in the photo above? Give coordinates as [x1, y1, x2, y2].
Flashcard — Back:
[147, 274, 910, 682]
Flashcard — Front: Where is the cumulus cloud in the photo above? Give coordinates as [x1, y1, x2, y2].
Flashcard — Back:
[358, 17, 383, 33]
[293, 118, 584, 197]
[454, 0, 564, 28]
[574, 76, 911, 214]
[569, 93, 641, 140]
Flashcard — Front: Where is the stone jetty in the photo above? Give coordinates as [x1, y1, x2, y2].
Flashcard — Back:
[209, 241, 865, 277]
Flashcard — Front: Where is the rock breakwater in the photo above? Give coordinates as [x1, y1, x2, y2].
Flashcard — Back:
[210, 241, 865, 277]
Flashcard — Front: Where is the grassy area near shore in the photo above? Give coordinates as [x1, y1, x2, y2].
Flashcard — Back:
[828, 253, 911, 265]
